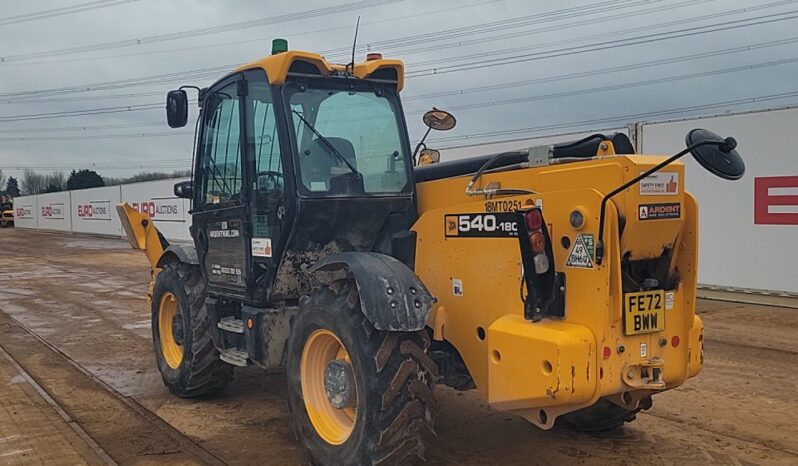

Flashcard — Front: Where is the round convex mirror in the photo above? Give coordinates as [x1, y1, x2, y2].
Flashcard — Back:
[422, 108, 457, 131]
[685, 128, 745, 180]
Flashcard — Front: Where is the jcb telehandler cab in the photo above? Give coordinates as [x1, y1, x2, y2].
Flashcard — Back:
[119, 39, 744, 465]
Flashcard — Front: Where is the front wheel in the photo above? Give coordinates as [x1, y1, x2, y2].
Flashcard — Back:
[286, 280, 438, 465]
[151, 262, 233, 397]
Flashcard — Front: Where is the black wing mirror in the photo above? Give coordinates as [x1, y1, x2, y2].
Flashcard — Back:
[166, 90, 188, 128]
[685, 128, 745, 180]
[595, 128, 745, 265]
[174, 180, 193, 199]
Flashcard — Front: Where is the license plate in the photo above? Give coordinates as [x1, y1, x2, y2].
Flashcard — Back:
[624, 290, 665, 335]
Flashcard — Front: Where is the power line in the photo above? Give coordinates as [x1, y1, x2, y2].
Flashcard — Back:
[2, 6, 795, 120]
[0, 0, 680, 99]
[398, 0, 795, 68]
[8, 31, 798, 111]
[0, 0, 139, 26]
[3, 0, 792, 105]
[0, 121, 165, 133]
[0, 0, 497, 68]
[403, 35, 798, 102]
[406, 9, 798, 77]
[5, 92, 798, 171]
[1, 91, 164, 105]
[405, 56, 798, 116]
[427, 91, 798, 147]
[0, 0, 401, 63]
[0, 130, 191, 142]
[5, 53, 797, 134]
[0, 103, 164, 122]
[7, 46, 797, 131]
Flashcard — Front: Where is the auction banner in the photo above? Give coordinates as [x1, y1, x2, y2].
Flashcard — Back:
[12, 195, 38, 229]
[71, 185, 122, 236]
[36, 191, 72, 231]
[121, 178, 191, 241]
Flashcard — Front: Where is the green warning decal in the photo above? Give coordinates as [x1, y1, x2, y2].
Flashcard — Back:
[566, 233, 594, 268]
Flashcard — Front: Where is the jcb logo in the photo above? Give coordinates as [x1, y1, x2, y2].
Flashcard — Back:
[445, 217, 458, 236]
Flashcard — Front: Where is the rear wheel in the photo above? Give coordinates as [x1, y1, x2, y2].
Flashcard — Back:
[287, 280, 438, 465]
[556, 398, 648, 431]
[151, 262, 233, 397]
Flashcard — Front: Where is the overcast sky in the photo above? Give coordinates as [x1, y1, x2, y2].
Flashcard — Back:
[1, 0, 797, 180]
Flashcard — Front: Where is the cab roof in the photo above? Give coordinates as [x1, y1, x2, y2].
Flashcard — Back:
[234, 50, 405, 91]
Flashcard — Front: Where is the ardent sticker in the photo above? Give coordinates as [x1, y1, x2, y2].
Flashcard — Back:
[639, 203, 681, 220]
[251, 238, 273, 258]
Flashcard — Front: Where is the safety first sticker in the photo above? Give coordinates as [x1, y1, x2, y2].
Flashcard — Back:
[566, 233, 594, 268]
[251, 238, 273, 258]
[640, 172, 679, 195]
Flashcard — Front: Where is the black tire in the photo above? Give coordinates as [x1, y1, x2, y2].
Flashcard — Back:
[287, 280, 438, 466]
[151, 262, 233, 397]
[556, 397, 648, 432]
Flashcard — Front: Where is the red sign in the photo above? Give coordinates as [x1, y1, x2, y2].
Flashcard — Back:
[754, 176, 798, 225]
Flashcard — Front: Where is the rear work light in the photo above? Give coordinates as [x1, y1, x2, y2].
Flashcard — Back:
[525, 209, 543, 231]
[524, 210, 548, 273]
[516, 207, 564, 321]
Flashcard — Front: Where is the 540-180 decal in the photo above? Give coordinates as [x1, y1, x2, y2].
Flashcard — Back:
[445, 213, 519, 237]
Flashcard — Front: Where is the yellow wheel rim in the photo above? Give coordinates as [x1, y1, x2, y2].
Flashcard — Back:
[158, 292, 184, 369]
[300, 329, 357, 445]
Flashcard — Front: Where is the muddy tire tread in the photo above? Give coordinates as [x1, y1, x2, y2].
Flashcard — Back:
[152, 263, 233, 397]
[288, 279, 438, 465]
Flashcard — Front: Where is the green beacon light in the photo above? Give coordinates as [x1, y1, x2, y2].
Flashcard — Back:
[272, 38, 288, 55]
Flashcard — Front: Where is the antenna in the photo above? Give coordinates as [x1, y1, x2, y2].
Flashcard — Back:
[347, 16, 360, 72]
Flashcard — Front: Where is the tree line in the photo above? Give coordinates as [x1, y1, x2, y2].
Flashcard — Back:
[0, 169, 190, 196]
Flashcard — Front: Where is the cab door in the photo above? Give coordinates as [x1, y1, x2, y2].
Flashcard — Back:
[192, 75, 250, 298]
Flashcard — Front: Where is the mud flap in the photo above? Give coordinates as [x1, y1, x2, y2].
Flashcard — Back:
[310, 252, 434, 331]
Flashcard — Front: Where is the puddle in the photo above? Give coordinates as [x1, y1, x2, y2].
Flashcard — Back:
[123, 320, 151, 330]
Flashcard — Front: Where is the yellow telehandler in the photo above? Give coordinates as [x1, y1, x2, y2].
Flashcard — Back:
[118, 39, 744, 465]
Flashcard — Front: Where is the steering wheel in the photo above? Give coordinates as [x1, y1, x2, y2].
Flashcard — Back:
[256, 170, 284, 193]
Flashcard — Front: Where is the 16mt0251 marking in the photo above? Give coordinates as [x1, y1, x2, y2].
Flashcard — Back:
[445, 213, 519, 237]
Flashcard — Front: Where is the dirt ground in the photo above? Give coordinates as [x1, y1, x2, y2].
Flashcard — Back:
[0, 229, 796, 465]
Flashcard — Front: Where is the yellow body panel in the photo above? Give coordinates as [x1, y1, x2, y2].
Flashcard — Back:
[413, 154, 702, 424]
[234, 50, 404, 91]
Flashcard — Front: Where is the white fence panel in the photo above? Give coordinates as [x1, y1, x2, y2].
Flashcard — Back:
[640, 107, 798, 293]
[120, 178, 192, 242]
[70, 186, 123, 236]
[12, 195, 38, 229]
[36, 191, 72, 232]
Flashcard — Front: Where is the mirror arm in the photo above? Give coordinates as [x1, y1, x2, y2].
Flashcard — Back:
[412, 127, 433, 166]
[594, 139, 721, 265]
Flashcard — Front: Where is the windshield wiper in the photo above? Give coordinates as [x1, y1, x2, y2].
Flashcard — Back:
[292, 110, 360, 176]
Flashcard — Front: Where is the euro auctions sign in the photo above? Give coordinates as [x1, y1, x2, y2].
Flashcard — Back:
[15, 205, 33, 219]
[754, 176, 798, 225]
[130, 198, 184, 222]
[76, 200, 111, 220]
[41, 203, 65, 219]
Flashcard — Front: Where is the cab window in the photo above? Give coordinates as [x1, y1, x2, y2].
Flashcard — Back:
[198, 81, 242, 206]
